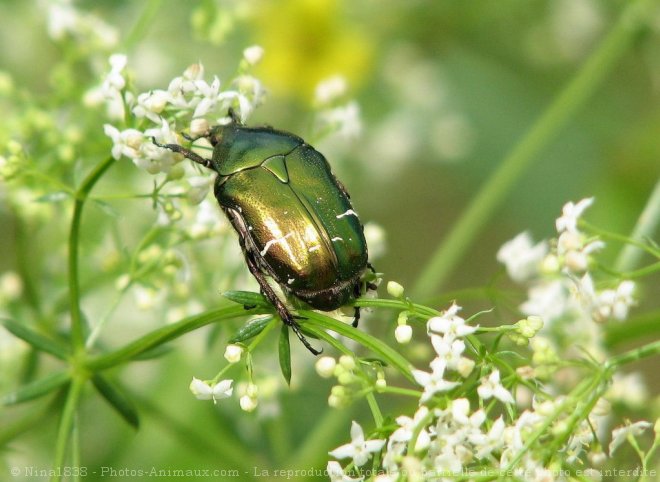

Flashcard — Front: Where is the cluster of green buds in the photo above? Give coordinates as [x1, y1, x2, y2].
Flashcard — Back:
[506, 315, 544, 346]
[530, 336, 561, 379]
[315, 355, 386, 408]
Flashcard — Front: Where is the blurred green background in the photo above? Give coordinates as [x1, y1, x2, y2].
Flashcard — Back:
[1, 0, 659, 480]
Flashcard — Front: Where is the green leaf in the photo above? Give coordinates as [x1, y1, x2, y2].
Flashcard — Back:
[86, 305, 250, 371]
[228, 315, 273, 343]
[92, 375, 140, 429]
[0, 318, 68, 359]
[302, 311, 414, 383]
[130, 344, 174, 361]
[222, 290, 271, 308]
[1, 371, 70, 406]
[278, 324, 292, 386]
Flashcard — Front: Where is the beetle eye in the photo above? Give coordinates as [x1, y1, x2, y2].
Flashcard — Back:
[208, 127, 223, 146]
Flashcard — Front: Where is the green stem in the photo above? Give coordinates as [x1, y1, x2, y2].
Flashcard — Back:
[68, 156, 115, 353]
[378, 386, 422, 398]
[543, 372, 608, 458]
[365, 392, 383, 427]
[51, 377, 85, 482]
[607, 340, 660, 369]
[412, 0, 655, 299]
[615, 178, 660, 272]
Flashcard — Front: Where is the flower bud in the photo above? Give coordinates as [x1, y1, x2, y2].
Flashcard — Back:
[395, 324, 412, 344]
[339, 355, 356, 371]
[224, 344, 244, 363]
[240, 395, 258, 412]
[386, 281, 404, 298]
[315, 356, 337, 378]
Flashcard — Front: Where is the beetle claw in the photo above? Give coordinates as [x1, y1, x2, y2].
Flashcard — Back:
[286, 316, 322, 355]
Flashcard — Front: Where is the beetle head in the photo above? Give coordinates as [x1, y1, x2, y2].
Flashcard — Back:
[207, 108, 242, 146]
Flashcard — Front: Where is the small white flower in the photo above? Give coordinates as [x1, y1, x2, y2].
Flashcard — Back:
[329, 421, 385, 467]
[577, 275, 636, 323]
[558, 230, 604, 273]
[609, 420, 652, 455]
[216, 90, 253, 123]
[46, 0, 78, 40]
[469, 417, 506, 459]
[520, 280, 571, 322]
[596, 280, 635, 321]
[315, 75, 347, 105]
[317, 101, 362, 140]
[326, 461, 363, 482]
[450, 398, 485, 428]
[395, 324, 413, 344]
[431, 335, 465, 370]
[243, 45, 265, 65]
[477, 369, 514, 404]
[427, 303, 477, 339]
[497, 232, 548, 283]
[104, 54, 128, 91]
[434, 446, 463, 474]
[390, 406, 431, 452]
[189, 377, 233, 403]
[132, 89, 171, 123]
[555, 197, 594, 233]
[187, 176, 213, 205]
[192, 76, 222, 118]
[104, 124, 144, 160]
[223, 344, 243, 363]
[412, 359, 459, 403]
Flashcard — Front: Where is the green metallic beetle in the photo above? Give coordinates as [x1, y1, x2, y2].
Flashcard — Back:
[155, 110, 373, 354]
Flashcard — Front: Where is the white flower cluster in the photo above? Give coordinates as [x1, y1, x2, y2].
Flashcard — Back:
[326, 303, 540, 479]
[328, 389, 604, 480]
[497, 198, 636, 362]
[44, 0, 118, 48]
[412, 304, 479, 402]
[91, 51, 265, 176]
[313, 75, 362, 141]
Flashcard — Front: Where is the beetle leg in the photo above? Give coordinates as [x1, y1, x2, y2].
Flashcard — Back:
[334, 178, 351, 200]
[151, 138, 215, 171]
[223, 206, 322, 355]
[352, 282, 361, 328]
[242, 250, 322, 355]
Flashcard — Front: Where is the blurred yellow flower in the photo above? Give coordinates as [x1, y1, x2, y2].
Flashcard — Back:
[252, 0, 373, 101]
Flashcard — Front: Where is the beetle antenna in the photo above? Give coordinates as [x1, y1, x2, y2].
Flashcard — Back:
[151, 137, 215, 171]
[181, 131, 209, 143]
